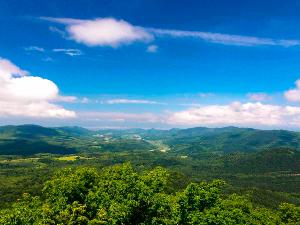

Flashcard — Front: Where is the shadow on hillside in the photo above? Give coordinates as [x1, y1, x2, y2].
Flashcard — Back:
[0, 139, 76, 155]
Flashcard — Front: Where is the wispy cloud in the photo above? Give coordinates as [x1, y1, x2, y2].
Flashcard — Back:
[146, 45, 158, 53]
[41, 17, 300, 48]
[54, 95, 78, 103]
[54, 96, 90, 104]
[148, 28, 300, 47]
[103, 98, 164, 105]
[24, 46, 45, 52]
[198, 92, 215, 98]
[24, 46, 82, 58]
[79, 111, 160, 123]
[52, 48, 83, 56]
[42, 57, 53, 62]
[247, 93, 272, 102]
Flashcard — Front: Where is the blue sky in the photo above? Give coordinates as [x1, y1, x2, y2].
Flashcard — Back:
[1, 0, 300, 129]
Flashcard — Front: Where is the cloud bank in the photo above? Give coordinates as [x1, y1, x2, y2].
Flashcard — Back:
[72, 101, 300, 129]
[0, 57, 76, 118]
[166, 102, 300, 127]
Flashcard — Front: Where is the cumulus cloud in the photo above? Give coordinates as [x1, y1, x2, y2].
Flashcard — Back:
[247, 93, 272, 102]
[146, 45, 158, 53]
[166, 102, 300, 127]
[104, 98, 163, 105]
[0, 57, 76, 118]
[284, 80, 300, 102]
[43, 17, 153, 47]
[42, 17, 300, 48]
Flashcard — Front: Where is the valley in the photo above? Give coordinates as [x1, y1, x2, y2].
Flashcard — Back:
[0, 125, 300, 211]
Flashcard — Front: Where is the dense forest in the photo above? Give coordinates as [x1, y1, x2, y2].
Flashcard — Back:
[0, 125, 300, 224]
[1, 163, 299, 224]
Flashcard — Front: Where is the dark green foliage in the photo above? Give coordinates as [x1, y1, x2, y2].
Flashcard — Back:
[0, 125, 59, 138]
[1, 164, 300, 225]
[0, 125, 102, 155]
[100, 139, 154, 152]
[0, 139, 75, 155]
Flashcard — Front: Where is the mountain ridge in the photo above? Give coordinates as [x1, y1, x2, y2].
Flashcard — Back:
[1, 124, 300, 155]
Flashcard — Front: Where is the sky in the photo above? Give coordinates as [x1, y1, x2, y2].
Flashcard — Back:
[2, 0, 300, 129]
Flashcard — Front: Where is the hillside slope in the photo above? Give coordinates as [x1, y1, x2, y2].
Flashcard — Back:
[1, 125, 300, 155]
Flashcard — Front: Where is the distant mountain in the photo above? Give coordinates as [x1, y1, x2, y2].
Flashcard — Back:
[163, 127, 300, 153]
[1, 125, 300, 155]
[0, 125, 77, 155]
[55, 126, 95, 136]
[97, 126, 300, 153]
[0, 124, 60, 139]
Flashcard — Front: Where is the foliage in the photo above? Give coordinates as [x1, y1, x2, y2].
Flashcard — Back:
[0, 125, 300, 213]
[1, 164, 299, 225]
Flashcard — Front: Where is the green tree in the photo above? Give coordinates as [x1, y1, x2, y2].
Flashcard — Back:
[1, 163, 299, 225]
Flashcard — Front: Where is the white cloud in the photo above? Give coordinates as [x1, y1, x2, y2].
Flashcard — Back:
[71, 101, 300, 129]
[284, 80, 300, 102]
[146, 45, 158, 53]
[0, 57, 76, 118]
[104, 98, 163, 105]
[166, 102, 300, 127]
[149, 28, 300, 47]
[0, 58, 29, 78]
[42, 17, 300, 48]
[44, 17, 153, 47]
[53, 48, 83, 56]
[24, 46, 45, 52]
[247, 93, 272, 102]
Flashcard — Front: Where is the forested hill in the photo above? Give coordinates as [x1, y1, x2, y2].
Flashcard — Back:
[1, 163, 299, 224]
[1, 125, 300, 214]
[1, 125, 300, 155]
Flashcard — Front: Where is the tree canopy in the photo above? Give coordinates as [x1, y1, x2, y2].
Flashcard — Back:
[1, 163, 299, 225]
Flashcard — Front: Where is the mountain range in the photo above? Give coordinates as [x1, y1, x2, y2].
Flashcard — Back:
[0, 124, 300, 155]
